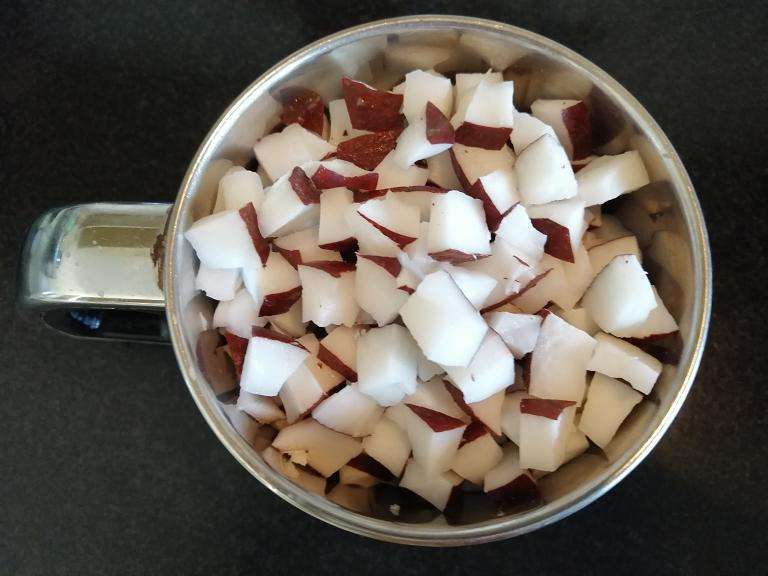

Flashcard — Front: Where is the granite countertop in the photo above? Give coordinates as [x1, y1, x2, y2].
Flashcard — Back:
[2, 1, 766, 574]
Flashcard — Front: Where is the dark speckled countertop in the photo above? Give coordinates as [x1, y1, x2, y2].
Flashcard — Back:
[2, 1, 766, 574]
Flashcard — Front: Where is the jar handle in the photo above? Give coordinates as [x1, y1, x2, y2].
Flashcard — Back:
[18, 202, 172, 342]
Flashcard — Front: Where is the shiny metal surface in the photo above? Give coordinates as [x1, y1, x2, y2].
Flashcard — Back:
[162, 16, 711, 545]
[19, 202, 170, 340]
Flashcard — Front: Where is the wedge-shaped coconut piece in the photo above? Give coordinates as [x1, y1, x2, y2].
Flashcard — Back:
[404, 404, 467, 475]
[428, 190, 491, 262]
[313, 384, 384, 436]
[427, 150, 463, 191]
[582, 255, 657, 335]
[400, 270, 488, 367]
[452, 77, 515, 150]
[485, 311, 541, 358]
[213, 288, 266, 339]
[392, 117, 453, 170]
[342, 77, 404, 132]
[611, 286, 678, 339]
[507, 267, 559, 315]
[374, 150, 430, 189]
[311, 158, 378, 191]
[483, 444, 539, 503]
[280, 334, 345, 422]
[401, 69, 453, 122]
[404, 377, 469, 422]
[240, 327, 309, 396]
[530, 312, 596, 403]
[258, 165, 322, 238]
[318, 187, 357, 252]
[253, 123, 335, 182]
[494, 204, 547, 263]
[259, 251, 302, 317]
[362, 417, 411, 477]
[461, 238, 535, 310]
[515, 134, 577, 205]
[579, 373, 643, 448]
[454, 72, 503, 108]
[279, 366, 328, 424]
[317, 325, 359, 382]
[445, 384, 505, 435]
[444, 330, 515, 403]
[587, 332, 663, 394]
[449, 143, 515, 190]
[357, 191, 421, 249]
[550, 305, 599, 336]
[587, 235, 642, 275]
[452, 422, 504, 485]
[273, 227, 342, 268]
[452, 72, 514, 128]
[195, 264, 241, 301]
[357, 324, 419, 406]
[499, 391, 530, 445]
[392, 101, 455, 168]
[518, 398, 577, 472]
[217, 168, 265, 211]
[576, 151, 650, 206]
[400, 459, 462, 511]
[468, 168, 521, 231]
[272, 418, 362, 477]
[335, 128, 402, 172]
[344, 202, 400, 257]
[355, 255, 409, 326]
[439, 264, 498, 310]
[527, 198, 586, 263]
[295, 337, 344, 394]
[509, 111, 557, 154]
[453, 123, 514, 154]
[237, 391, 285, 424]
[298, 261, 358, 328]
[530, 99, 592, 160]
[185, 209, 261, 269]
